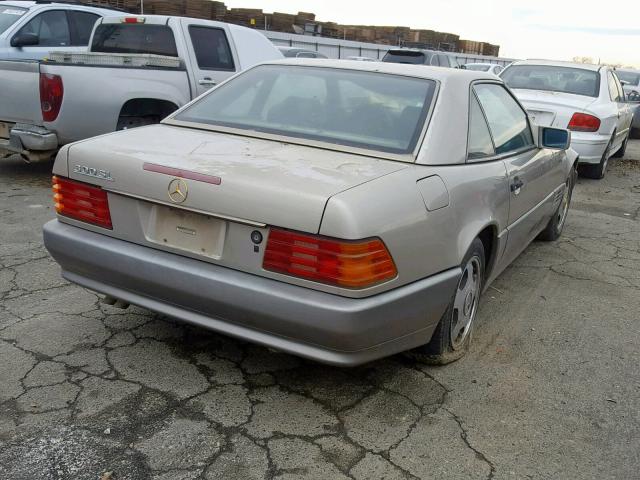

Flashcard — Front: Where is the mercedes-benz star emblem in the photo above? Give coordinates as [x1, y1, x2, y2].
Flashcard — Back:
[168, 178, 188, 204]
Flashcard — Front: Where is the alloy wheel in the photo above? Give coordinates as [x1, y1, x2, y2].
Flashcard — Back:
[450, 256, 482, 350]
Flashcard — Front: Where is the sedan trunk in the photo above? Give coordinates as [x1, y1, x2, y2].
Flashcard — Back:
[512, 89, 597, 129]
[65, 124, 408, 234]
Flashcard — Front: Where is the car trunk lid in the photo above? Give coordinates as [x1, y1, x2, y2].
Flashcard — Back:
[511, 88, 597, 128]
[66, 124, 408, 234]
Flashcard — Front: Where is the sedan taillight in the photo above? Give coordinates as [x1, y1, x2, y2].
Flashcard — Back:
[263, 228, 397, 289]
[40, 73, 64, 122]
[568, 112, 600, 132]
[52, 176, 112, 229]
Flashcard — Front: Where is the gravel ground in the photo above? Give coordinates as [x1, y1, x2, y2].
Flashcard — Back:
[0, 144, 638, 480]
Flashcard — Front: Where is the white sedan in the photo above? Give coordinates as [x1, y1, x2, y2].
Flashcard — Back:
[501, 60, 634, 179]
[464, 63, 503, 76]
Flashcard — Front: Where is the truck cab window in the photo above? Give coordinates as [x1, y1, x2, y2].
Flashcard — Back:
[189, 26, 235, 71]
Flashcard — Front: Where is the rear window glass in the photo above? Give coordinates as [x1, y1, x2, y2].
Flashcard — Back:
[175, 65, 437, 155]
[616, 70, 640, 86]
[0, 6, 26, 35]
[502, 65, 599, 97]
[91, 24, 178, 57]
[382, 51, 426, 65]
[465, 64, 491, 72]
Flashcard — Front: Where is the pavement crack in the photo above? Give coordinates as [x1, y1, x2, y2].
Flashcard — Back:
[445, 408, 496, 480]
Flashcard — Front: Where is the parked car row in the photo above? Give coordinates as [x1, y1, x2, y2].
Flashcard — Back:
[0, 3, 603, 367]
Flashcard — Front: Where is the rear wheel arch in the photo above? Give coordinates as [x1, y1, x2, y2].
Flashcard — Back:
[476, 224, 498, 281]
[116, 98, 180, 131]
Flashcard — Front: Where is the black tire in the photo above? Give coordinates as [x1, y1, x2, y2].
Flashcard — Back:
[631, 127, 640, 139]
[578, 134, 613, 180]
[612, 132, 629, 158]
[538, 164, 576, 241]
[409, 238, 485, 365]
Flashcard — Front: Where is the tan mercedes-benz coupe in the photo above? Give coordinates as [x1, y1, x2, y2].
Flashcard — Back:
[44, 59, 578, 366]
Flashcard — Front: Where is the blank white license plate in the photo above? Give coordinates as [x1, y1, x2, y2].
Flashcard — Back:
[0, 121, 12, 139]
[146, 204, 226, 259]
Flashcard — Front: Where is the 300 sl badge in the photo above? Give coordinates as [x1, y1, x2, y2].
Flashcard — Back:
[73, 165, 114, 182]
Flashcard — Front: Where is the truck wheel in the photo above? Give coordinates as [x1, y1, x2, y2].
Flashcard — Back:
[409, 238, 485, 365]
[116, 115, 162, 131]
[538, 165, 576, 241]
[578, 135, 612, 180]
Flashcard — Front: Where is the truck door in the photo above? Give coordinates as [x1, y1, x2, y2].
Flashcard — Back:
[181, 19, 237, 97]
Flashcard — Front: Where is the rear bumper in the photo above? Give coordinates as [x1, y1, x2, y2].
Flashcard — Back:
[570, 132, 610, 165]
[43, 220, 460, 366]
[0, 123, 58, 159]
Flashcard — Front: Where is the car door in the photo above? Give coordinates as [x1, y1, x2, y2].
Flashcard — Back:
[182, 20, 237, 97]
[611, 71, 633, 140]
[606, 70, 629, 147]
[473, 82, 564, 265]
[9, 9, 81, 60]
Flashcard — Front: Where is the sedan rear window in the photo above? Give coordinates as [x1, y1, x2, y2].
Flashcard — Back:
[175, 65, 436, 155]
[382, 50, 426, 65]
[0, 6, 26, 35]
[502, 65, 599, 97]
[465, 64, 491, 72]
[91, 24, 178, 57]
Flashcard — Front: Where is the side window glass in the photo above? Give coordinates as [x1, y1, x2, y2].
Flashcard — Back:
[188, 26, 235, 71]
[69, 11, 99, 46]
[439, 55, 449, 67]
[607, 72, 619, 101]
[430, 55, 439, 66]
[613, 74, 625, 102]
[17, 10, 70, 47]
[474, 83, 534, 155]
[467, 94, 495, 160]
[495, 66, 503, 75]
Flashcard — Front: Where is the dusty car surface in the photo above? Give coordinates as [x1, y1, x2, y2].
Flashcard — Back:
[43, 59, 577, 366]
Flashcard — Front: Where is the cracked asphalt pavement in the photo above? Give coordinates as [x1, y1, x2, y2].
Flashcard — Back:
[1, 144, 639, 480]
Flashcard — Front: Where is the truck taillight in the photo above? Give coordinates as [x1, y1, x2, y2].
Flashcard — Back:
[263, 228, 397, 289]
[40, 74, 64, 122]
[52, 176, 112, 230]
[568, 112, 600, 132]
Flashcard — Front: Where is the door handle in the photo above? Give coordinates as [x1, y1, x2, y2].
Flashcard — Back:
[198, 78, 217, 86]
[511, 177, 524, 195]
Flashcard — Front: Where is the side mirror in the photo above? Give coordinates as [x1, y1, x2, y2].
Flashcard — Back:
[10, 33, 39, 48]
[540, 127, 570, 150]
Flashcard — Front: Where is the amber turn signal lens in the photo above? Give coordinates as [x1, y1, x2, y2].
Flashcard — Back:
[52, 176, 112, 230]
[263, 228, 397, 289]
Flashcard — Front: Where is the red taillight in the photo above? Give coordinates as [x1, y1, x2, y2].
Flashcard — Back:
[40, 74, 63, 122]
[263, 228, 397, 289]
[122, 17, 145, 23]
[568, 112, 600, 132]
[52, 176, 112, 229]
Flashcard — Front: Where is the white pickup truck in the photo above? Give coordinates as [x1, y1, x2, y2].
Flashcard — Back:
[0, 14, 283, 161]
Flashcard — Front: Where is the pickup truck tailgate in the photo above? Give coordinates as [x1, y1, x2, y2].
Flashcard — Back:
[0, 60, 42, 125]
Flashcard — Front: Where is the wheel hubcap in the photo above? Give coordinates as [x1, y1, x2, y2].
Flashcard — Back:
[556, 182, 570, 231]
[450, 256, 482, 350]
